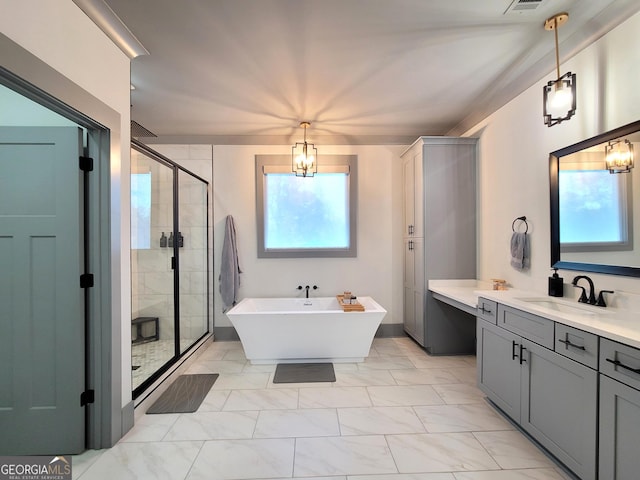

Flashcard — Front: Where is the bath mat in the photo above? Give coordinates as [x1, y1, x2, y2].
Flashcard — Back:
[146, 373, 218, 414]
[273, 363, 336, 384]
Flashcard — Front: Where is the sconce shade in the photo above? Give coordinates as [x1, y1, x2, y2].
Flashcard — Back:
[292, 122, 318, 177]
[543, 72, 576, 127]
[605, 139, 634, 174]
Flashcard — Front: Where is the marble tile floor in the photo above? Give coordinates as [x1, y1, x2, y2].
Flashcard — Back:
[132, 339, 198, 390]
[76, 337, 573, 480]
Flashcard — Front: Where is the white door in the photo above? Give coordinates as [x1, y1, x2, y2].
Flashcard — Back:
[0, 127, 85, 454]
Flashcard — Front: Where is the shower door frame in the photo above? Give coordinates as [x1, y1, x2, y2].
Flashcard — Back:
[131, 140, 210, 399]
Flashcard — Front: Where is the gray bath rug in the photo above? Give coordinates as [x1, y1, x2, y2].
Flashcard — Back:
[273, 363, 336, 384]
[146, 373, 218, 414]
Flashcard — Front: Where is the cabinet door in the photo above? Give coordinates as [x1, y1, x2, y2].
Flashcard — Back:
[600, 374, 640, 480]
[403, 238, 424, 345]
[403, 156, 415, 236]
[412, 151, 423, 236]
[477, 320, 522, 422]
[403, 238, 416, 338]
[521, 340, 597, 480]
[403, 284, 416, 338]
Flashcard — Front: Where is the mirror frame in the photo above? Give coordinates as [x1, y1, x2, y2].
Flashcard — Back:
[550, 119, 640, 277]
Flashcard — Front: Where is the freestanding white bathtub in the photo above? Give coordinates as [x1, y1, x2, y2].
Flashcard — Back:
[225, 296, 387, 364]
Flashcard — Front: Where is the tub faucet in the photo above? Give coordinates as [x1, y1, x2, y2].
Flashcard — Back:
[297, 285, 318, 298]
[572, 275, 596, 305]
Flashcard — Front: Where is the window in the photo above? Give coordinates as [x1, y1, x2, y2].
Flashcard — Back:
[131, 172, 152, 249]
[256, 154, 357, 258]
[559, 168, 632, 252]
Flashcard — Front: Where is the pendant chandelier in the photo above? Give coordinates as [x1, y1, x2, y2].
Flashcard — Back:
[543, 13, 576, 127]
[605, 139, 634, 174]
[292, 122, 318, 177]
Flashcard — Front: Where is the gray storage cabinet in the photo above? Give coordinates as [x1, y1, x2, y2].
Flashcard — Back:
[402, 137, 477, 353]
[477, 300, 597, 480]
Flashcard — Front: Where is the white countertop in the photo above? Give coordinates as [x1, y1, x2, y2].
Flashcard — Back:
[428, 279, 492, 309]
[428, 280, 640, 350]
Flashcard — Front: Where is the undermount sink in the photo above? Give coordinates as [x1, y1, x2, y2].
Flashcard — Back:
[514, 297, 608, 316]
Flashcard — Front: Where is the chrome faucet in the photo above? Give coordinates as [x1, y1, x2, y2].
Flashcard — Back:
[572, 275, 596, 305]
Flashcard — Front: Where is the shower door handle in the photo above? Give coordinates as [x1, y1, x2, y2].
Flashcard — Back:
[171, 257, 176, 270]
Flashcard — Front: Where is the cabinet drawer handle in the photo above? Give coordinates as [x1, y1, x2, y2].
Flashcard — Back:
[479, 305, 493, 315]
[512, 341, 519, 361]
[519, 344, 527, 364]
[606, 358, 640, 374]
[558, 338, 586, 351]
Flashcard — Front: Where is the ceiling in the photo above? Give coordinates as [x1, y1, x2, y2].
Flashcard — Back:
[102, 0, 640, 145]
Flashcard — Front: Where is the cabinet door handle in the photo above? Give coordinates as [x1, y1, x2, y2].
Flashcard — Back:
[606, 358, 640, 374]
[519, 344, 527, 364]
[408, 240, 413, 251]
[558, 338, 586, 351]
[480, 306, 492, 315]
[512, 341, 519, 361]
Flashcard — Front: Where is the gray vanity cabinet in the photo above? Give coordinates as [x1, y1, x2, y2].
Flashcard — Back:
[477, 299, 597, 480]
[599, 375, 640, 480]
[477, 318, 522, 421]
[402, 137, 477, 353]
[521, 340, 597, 480]
[599, 339, 640, 480]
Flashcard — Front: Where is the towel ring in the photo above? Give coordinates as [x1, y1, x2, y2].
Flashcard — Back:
[512, 216, 528, 234]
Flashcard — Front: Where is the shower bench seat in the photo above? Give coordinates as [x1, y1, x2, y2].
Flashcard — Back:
[132, 316, 159, 345]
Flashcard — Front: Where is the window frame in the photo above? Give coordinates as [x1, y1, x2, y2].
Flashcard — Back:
[255, 154, 358, 258]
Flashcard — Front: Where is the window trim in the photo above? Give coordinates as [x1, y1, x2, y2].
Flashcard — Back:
[558, 164, 633, 253]
[255, 154, 358, 258]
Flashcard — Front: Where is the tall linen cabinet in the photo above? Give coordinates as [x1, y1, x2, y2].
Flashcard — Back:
[402, 137, 477, 354]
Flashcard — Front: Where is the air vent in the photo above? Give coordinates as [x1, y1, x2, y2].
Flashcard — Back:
[504, 0, 546, 15]
[131, 120, 157, 138]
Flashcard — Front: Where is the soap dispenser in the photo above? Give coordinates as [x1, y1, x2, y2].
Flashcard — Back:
[548, 268, 564, 297]
[160, 232, 167, 248]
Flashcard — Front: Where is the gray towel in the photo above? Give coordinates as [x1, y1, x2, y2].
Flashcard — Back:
[219, 215, 241, 311]
[510, 232, 530, 271]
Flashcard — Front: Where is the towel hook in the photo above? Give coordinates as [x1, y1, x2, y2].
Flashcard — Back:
[512, 216, 528, 234]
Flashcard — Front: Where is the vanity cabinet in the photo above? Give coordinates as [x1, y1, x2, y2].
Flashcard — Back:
[599, 339, 640, 480]
[477, 318, 522, 421]
[477, 300, 597, 480]
[401, 137, 477, 353]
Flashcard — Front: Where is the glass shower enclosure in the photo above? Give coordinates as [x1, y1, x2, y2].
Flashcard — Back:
[130, 141, 209, 397]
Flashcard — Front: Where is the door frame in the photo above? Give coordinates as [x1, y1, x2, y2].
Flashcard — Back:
[1, 33, 124, 448]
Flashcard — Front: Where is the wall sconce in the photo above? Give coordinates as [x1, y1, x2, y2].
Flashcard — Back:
[543, 13, 576, 127]
[605, 139, 634, 174]
[292, 122, 318, 177]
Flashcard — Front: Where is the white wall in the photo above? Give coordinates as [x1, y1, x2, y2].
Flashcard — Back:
[466, 11, 640, 299]
[212, 144, 405, 328]
[1, 0, 132, 407]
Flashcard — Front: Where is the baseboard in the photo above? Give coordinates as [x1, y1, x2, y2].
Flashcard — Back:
[213, 326, 240, 341]
[121, 400, 135, 437]
[375, 323, 406, 338]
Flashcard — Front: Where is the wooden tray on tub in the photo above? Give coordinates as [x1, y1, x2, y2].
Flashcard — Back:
[336, 295, 365, 312]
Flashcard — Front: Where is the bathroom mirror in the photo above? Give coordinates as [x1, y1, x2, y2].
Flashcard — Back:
[550, 120, 640, 276]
